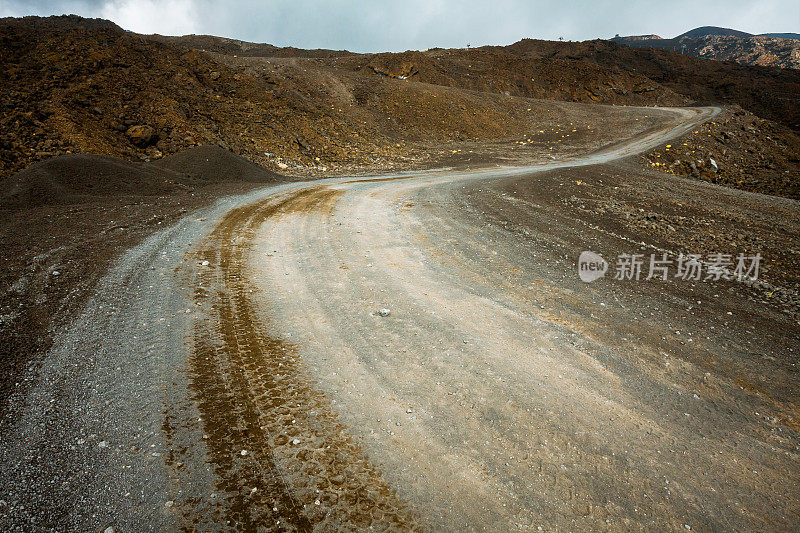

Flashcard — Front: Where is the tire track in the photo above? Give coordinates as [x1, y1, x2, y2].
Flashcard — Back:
[184, 187, 423, 531]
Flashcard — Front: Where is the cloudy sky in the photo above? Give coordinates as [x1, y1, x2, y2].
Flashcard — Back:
[1, 0, 797, 52]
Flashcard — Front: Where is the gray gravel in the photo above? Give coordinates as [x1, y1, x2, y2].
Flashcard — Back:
[0, 186, 287, 532]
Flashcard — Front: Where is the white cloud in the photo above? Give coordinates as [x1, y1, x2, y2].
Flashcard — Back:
[99, 0, 200, 35]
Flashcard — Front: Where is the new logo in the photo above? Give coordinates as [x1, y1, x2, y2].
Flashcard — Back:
[578, 251, 608, 282]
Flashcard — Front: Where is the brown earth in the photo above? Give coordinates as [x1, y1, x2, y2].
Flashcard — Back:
[344, 39, 800, 129]
[182, 189, 424, 529]
[1, 15, 798, 529]
[0, 104, 673, 415]
[151, 33, 356, 59]
[237, 146, 798, 530]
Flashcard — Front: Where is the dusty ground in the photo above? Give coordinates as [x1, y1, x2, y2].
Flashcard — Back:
[2, 14, 798, 532]
[0, 187, 285, 531]
[240, 106, 798, 530]
[1, 102, 797, 531]
[0, 103, 672, 415]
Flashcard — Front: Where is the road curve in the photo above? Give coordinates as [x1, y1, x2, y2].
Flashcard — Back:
[6, 106, 798, 531]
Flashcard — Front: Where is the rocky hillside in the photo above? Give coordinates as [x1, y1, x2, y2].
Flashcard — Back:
[181, 33, 800, 130]
[643, 106, 800, 199]
[613, 26, 800, 70]
[2, 15, 799, 190]
[0, 15, 672, 181]
[151, 34, 355, 58]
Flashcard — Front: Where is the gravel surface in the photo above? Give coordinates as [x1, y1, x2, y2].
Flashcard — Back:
[0, 187, 288, 531]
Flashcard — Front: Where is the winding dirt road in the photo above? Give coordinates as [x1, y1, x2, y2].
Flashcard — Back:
[3, 106, 799, 531]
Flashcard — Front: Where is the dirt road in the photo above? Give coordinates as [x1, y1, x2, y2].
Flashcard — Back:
[3, 105, 799, 531]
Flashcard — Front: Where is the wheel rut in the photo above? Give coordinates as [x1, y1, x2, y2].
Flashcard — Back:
[182, 187, 423, 531]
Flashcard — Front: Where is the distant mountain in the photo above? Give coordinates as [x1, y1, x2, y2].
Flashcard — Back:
[676, 26, 752, 39]
[612, 26, 800, 69]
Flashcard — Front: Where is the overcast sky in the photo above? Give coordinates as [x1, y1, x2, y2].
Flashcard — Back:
[1, 0, 797, 52]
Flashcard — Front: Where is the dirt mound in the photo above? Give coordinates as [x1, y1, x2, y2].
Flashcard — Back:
[1, 145, 287, 208]
[356, 45, 689, 107]
[500, 39, 800, 127]
[0, 15, 673, 181]
[0, 14, 256, 177]
[0, 154, 184, 207]
[365, 51, 451, 82]
[344, 39, 800, 128]
[153, 145, 285, 184]
[0, 144, 284, 411]
[677, 26, 753, 39]
[0, 13, 122, 32]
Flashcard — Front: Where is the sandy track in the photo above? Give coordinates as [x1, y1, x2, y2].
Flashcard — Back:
[7, 105, 798, 531]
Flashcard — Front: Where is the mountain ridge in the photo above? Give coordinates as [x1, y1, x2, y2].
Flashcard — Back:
[2, 14, 799, 186]
[612, 26, 800, 69]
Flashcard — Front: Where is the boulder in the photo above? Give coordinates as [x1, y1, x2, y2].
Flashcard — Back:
[125, 125, 155, 147]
